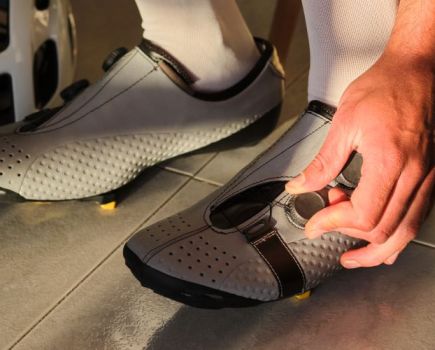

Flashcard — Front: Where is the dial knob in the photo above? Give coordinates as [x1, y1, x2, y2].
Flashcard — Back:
[286, 190, 328, 229]
[60, 79, 90, 102]
[337, 152, 363, 189]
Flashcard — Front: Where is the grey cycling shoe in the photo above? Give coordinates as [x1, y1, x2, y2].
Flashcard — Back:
[124, 101, 365, 308]
[0, 38, 284, 203]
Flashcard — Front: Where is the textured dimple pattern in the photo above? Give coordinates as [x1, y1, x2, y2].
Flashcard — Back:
[289, 233, 363, 290]
[220, 259, 279, 301]
[19, 117, 257, 200]
[146, 228, 279, 302]
[0, 136, 32, 193]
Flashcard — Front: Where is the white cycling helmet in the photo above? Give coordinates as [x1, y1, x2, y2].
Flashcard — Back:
[0, 0, 77, 124]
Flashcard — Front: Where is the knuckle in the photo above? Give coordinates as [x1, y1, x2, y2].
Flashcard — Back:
[369, 231, 389, 244]
[409, 159, 428, 179]
[386, 149, 405, 172]
[358, 220, 376, 233]
[401, 226, 418, 241]
[364, 255, 385, 267]
[309, 153, 331, 179]
[356, 212, 378, 232]
[372, 258, 386, 267]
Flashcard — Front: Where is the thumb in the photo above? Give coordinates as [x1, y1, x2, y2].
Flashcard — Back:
[286, 121, 354, 194]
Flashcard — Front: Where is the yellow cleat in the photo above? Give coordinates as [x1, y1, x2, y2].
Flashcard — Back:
[294, 290, 312, 300]
[100, 201, 117, 210]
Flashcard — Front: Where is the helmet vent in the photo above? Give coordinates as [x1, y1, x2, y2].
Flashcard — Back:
[35, 0, 50, 11]
[0, 0, 10, 52]
[33, 40, 58, 109]
[0, 74, 14, 125]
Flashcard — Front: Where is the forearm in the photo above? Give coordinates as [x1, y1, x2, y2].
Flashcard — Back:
[383, 0, 435, 70]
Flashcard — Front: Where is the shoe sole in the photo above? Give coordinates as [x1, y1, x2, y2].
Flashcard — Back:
[123, 245, 265, 309]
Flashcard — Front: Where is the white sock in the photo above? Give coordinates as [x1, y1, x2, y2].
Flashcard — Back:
[134, 0, 260, 92]
[301, 0, 399, 106]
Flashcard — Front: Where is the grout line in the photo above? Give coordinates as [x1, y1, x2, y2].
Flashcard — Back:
[160, 166, 195, 178]
[411, 239, 435, 249]
[191, 176, 223, 187]
[9, 157, 221, 349]
[161, 166, 223, 188]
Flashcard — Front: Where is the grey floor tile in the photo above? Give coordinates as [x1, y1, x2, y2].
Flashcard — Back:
[11, 180, 218, 350]
[13, 242, 435, 350]
[0, 323, 17, 349]
[0, 169, 189, 349]
[12, 248, 181, 350]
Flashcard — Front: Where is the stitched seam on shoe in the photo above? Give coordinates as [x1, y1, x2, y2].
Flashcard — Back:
[208, 121, 328, 212]
[32, 50, 140, 131]
[275, 231, 306, 290]
[306, 110, 331, 123]
[28, 67, 158, 135]
[252, 240, 283, 297]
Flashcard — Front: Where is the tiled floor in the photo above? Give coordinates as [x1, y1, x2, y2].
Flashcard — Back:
[1, 1, 434, 350]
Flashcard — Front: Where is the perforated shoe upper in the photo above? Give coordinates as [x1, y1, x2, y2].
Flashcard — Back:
[127, 105, 363, 302]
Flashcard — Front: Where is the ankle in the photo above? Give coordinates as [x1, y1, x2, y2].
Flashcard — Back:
[135, 0, 259, 92]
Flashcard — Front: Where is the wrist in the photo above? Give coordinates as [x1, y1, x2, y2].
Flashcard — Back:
[380, 47, 435, 74]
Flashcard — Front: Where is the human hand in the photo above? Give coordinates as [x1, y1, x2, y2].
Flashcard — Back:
[286, 55, 434, 269]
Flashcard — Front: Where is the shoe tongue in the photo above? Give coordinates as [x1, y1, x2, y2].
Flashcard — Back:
[138, 39, 197, 86]
[307, 101, 336, 120]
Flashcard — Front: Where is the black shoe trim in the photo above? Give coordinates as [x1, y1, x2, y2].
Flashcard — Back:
[123, 245, 265, 309]
[139, 39, 197, 86]
[139, 37, 276, 102]
[249, 229, 305, 298]
[307, 101, 336, 121]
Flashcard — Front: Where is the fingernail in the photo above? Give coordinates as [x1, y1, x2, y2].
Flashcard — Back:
[286, 173, 305, 191]
[385, 252, 400, 265]
[342, 260, 361, 269]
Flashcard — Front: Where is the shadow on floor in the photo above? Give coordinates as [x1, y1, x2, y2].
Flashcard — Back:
[145, 245, 434, 350]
